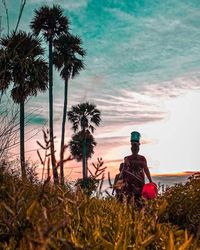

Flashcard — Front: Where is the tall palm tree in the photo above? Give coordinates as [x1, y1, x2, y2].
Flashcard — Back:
[0, 31, 48, 178]
[30, 5, 69, 184]
[53, 33, 85, 184]
[68, 102, 101, 179]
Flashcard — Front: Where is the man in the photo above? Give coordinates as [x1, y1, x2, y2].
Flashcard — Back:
[123, 131, 152, 205]
[112, 163, 125, 202]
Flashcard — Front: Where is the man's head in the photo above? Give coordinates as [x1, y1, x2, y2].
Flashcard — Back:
[119, 163, 124, 172]
[131, 142, 140, 155]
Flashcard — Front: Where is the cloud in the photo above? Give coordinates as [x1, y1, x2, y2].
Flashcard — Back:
[61, 72, 200, 154]
[142, 74, 200, 98]
[96, 135, 152, 149]
[29, 0, 88, 10]
[91, 89, 166, 126]
[26, 113, 47, 126]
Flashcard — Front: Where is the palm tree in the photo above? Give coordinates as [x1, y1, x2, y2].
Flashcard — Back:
[0, 31, 48, 178]
[69, 130, 96, 162]
[30, 5, 69, 184]
[68, 102, 101, 179]
[53, 33, 85, 184]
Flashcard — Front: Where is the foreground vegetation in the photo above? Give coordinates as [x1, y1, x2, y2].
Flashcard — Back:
[0, 163, 199, 250]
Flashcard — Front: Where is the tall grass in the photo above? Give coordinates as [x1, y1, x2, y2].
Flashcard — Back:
[0, 163, 199, 249]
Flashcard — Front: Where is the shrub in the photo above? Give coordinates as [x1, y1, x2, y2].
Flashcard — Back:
[75, 177, 99, 196]
[162, 172, 200, 235]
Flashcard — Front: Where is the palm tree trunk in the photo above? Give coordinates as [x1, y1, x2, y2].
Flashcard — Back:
[60, 78, 68, 185]
[20, 101, 26, 179]
[82, 128, 87, 179]
[85, 137, 88, 178]
[49, 37, 59, 184]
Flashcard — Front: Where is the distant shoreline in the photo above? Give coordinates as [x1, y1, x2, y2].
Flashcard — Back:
[151, 171, 197, 177]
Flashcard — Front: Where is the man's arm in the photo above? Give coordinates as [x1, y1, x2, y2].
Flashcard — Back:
[112, 174, 118, 195]
[143, 158, 152, 183]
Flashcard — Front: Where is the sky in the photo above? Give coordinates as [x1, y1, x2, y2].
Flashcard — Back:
[1, 0, 200, 179]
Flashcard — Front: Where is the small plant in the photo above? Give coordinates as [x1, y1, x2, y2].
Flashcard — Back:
[75, 157, 107, 196]
[75, 176, 99, 196]
[37, 129, 73, 184]
[162, 172, 200, 235]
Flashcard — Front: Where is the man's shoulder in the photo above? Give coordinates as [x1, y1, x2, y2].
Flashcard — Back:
[125, 154, 146, 160]
[124, 154, 132, 159]
[138, 154, 147, 161]
[124, 155, 134, 163]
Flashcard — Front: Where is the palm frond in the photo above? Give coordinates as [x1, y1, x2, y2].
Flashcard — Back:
[30, 5, 69, 40]
[0, 31, 48, 103]
[53, 33, 86, 80]
[69, 130, 96, 161]
[67, 102, 101, 133]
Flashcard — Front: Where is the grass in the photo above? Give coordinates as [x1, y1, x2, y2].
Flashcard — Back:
[0, 162, 199, 250]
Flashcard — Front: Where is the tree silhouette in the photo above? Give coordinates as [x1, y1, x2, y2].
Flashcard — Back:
[30, 5, 69, 184]
[69, 130, 96, 162]
[53, 33, 85, 184]
[68, 102, 101, 178]
[0, 31, 48, 178]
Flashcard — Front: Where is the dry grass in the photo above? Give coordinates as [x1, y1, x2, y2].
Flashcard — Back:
[0, 164, 199, 250]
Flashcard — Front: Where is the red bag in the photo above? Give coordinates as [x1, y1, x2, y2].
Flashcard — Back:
[142, 182, 157, 199]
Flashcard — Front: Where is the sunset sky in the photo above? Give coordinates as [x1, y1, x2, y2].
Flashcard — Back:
[1, 0, 200, 179]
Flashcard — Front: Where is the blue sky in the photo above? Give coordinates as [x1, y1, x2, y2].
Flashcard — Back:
[1, 0, 200, 178]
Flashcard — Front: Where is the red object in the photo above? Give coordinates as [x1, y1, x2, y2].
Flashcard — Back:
[142, 182, 157, 199]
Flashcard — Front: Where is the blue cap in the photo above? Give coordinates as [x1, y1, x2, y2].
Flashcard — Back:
[131, 131, 141, 143]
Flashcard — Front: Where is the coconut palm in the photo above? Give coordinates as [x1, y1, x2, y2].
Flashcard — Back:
[30, 5, 69, 184]
[0, 31, 48, 178]
[69, 130, 96, 162]
[68, 102, 101, 179]
[53, 33, 85, 184]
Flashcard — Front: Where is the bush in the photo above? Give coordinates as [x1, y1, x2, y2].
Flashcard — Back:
[75, 177, 99, 196]
[162, 172, 200, 235]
